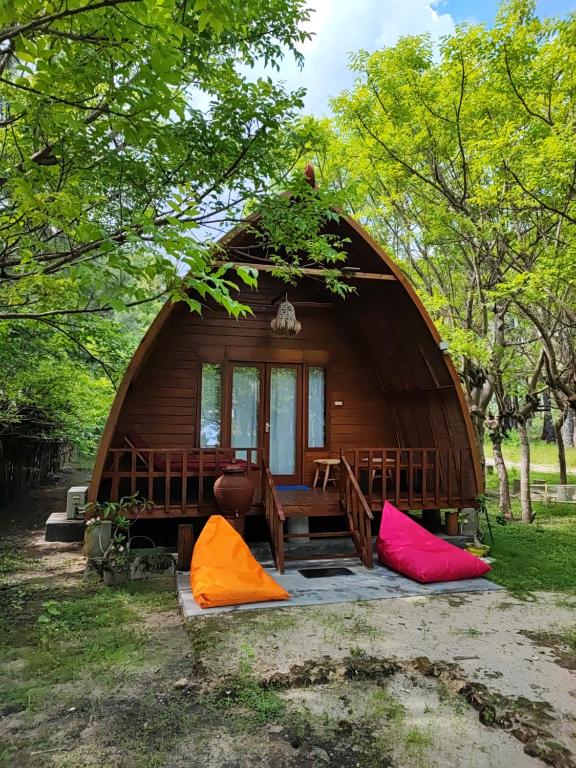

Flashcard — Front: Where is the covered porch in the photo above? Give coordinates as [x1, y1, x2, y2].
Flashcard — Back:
[96, 442, 477, 572]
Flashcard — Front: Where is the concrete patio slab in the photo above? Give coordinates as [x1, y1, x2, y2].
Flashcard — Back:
[177, 543, 502, 617]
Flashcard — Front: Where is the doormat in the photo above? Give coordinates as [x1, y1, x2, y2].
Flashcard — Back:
[275, 485, 311, 491]
[299, 567, 355, 579]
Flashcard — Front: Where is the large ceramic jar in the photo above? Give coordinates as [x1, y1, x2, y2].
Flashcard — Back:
[213, 463, 255, 536]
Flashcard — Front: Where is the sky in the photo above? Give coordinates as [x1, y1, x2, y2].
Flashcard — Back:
[270, 0, 576, 116]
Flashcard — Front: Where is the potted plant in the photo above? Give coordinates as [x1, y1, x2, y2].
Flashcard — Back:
[84, 495, 154, 586]
[83, 501, 119, 558]
[102, 520, 131, 586]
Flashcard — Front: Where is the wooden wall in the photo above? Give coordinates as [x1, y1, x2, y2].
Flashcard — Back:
[347, 283, 472, 450]
[114, 276, 404, 485]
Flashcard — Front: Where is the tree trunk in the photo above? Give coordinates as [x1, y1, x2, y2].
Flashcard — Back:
[493, 438, 512, 520]
[562, 409, 576, 449]
[540, 391, 555, 443]
[554, 414, 568, 485]
[486, 415, 512, 520]
[472, 413, 486, 467]
[517, 420, 533, 523]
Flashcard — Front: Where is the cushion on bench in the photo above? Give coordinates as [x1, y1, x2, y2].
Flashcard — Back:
[376, 501, 491, 583]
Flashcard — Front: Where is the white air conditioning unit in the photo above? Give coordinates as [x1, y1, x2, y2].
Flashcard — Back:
[66, 486, 88, 519]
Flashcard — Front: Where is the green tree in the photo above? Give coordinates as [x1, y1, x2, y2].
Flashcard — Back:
[0, 298, 159, 456]
[324, 0, 576, 519]
[0, 0, 345, 325]
[0, 0, 352, 461]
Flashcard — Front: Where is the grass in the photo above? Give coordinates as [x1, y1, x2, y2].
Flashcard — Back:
[484, 497, 576, 596]
[0, 577, 177, 712]
[403, 726, 434, 762]
[530, 626, 576, 655]
[454, 626, 483, 638]
[370, 687, 406, 723]
[212, 646, 285, 726]
[485, 466, 567, 492]
[482, 441, 575, 598]
[484, 439, 576, 470]
[0, 546, 38, 578]
[2, 449, 574, 766]
[367, 684, 435, 768]
[317, 609, 378, 640]
[0, 548, 291, 765]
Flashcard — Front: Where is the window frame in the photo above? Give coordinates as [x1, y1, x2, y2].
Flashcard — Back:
[196, 360, 265, 450]
[197, 360, 329, 453]
[198, 361, 224, 449]
[305, 364, 328, 451]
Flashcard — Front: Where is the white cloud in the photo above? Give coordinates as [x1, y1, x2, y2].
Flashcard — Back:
[274, 0, 455, 115]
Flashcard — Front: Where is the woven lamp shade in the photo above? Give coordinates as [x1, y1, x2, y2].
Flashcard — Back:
[270, 298, 302, 337]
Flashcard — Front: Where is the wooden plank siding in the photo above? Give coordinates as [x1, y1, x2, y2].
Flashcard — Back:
[113, 272, 476, 494]
[115, 276, 396, 487]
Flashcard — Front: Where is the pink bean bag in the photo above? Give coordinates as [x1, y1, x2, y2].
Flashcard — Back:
[376, 501, 491, 583]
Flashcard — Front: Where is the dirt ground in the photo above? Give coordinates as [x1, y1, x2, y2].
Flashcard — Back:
[0, 471, 575, 768]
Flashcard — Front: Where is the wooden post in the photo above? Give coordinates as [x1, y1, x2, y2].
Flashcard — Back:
[177, 524, 194, 571]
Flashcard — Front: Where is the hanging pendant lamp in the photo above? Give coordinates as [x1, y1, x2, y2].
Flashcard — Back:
[271, 294, 302, 336]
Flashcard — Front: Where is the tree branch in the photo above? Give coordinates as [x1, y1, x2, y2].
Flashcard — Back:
[0, 290, 169, 320]
[503, 47, 553, 127]
[0, 0, 141, 44]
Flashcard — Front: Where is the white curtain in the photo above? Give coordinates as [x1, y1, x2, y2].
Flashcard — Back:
[308, 367, 325, 448]
[231, 367, 260, 457]
[269, 367, 297, 475]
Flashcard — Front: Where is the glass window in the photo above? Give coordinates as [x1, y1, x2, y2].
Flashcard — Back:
[231, 366, 260, 455]
[308, 367, 326, 448]
[200, 363, 222, 448]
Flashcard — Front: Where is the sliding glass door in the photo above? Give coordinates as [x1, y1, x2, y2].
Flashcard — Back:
[207, 362, 304, 483]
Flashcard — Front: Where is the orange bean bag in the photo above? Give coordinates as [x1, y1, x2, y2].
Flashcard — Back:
[190, 515, 290, 608]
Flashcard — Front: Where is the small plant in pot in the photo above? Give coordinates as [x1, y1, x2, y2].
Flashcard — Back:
[85, 495, 153, 586]
[102, 516, 131, 586]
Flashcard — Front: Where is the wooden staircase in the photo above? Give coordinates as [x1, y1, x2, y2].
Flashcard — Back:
[263, 457, 374, 573]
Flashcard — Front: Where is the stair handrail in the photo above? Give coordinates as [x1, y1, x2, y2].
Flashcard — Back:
[262, 461, 286, 520]
[340, 454, 373, 519]
[340, 453, 374, 568]
[262, 460, 286, 572]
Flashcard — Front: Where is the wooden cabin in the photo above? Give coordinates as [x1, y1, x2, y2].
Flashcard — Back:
[89, 210, 482, 571]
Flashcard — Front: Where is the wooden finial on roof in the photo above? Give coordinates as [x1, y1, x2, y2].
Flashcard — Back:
[304, 162, 316, 188]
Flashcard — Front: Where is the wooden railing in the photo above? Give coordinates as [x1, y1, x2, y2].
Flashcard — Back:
[262, 460, 286, 572]
[99, 447, 262, 517]
[339, 454, 374, 568]
[341, 448, 476, 511]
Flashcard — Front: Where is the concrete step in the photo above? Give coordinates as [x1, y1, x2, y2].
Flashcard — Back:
[45, 512, 85, 542]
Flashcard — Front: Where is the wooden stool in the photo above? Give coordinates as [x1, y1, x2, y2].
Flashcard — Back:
[312, 458, 340, 490]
